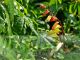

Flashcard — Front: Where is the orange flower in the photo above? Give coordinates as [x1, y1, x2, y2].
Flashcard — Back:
[51, 22, 61, 30]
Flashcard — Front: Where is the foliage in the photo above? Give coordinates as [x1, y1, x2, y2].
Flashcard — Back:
[0, 0, 80, 60]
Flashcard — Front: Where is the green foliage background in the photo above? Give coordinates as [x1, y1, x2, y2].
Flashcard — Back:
[0, 0, 80, 60]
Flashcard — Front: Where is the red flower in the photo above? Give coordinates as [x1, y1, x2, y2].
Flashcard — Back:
[50, 16, 58, 22]
[40, 4, 46, 9]
[42, 9, 50, 16]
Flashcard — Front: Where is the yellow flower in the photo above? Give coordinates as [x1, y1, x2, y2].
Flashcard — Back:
[45, 15, 52, 22]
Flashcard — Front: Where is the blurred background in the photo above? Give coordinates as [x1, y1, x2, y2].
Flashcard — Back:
[0, 0, 80, 60]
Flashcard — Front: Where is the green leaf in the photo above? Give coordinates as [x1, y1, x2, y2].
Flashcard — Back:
[7, 0, 14, 24]
[49, 0, 56, 6]
[29, 22, 38, 36]
[78, 3, 80, 15]
[69, 4, 73, 13]
[58, 0, 62, 4]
